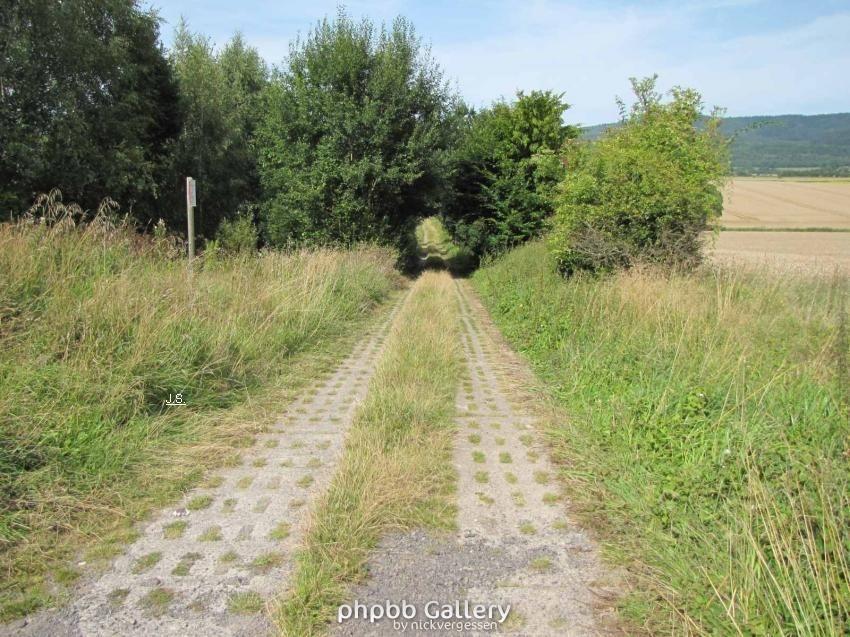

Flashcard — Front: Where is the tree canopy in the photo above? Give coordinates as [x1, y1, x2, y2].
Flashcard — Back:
[255, 11, 458, 253]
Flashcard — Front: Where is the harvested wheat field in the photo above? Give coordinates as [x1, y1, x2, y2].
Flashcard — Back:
[721, 178, 850, 229]
[708, 231, 850, 273]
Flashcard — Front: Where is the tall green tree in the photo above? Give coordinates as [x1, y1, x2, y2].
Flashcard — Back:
[169, 23, 268, 239]
[550, 76, 729, 273]
[444, 90, 576, 258]
[0, 0, 181, 219]
[255, 10, 458, 251]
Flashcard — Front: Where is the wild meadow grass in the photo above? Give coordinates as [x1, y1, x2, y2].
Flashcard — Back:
[0, 214, 399, 619]
[274, 271, 460, 635]
[473, 241, 849, 635]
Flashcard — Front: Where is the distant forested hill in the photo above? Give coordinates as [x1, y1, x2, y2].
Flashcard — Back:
[583, 113, 850, 176]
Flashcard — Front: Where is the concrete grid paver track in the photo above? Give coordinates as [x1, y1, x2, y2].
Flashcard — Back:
[11, 293, 408, 637]
[335, 280, 614, 637]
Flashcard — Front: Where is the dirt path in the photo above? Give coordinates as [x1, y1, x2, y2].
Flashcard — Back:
[335, 280, 616, 636]
[8, 295, 407, 637]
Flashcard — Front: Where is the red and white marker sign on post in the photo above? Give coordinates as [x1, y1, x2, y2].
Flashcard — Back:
[186, 177, 197, 259]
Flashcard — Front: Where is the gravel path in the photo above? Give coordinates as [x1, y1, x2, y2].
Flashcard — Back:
[335, 281, 617, 636]
[7, 295, 407, 637]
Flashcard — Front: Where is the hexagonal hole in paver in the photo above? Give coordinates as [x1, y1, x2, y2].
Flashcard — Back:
[219, 550, 240, 564]
[186, 495, 214, 511]
[163, 520, 188, 539]
[476, 492, 494, 505]
[468, 433, 481, 444]
[474, 471, 489, 484]
[252, 497, 271, 513]
[107, 588, 130, 607]
[499, 452, 512, 464]
[236, 476, 254, 489]
[222, 498, 237, 513]
[268, 522, 291, 540]
[249, 551, 285, 574]
[172, 552, 202, 576]
[131, 551, 162, 574]
[198, 526, 223, 542]
[472, 451, 486, 463]
[139, 587, 174, 616]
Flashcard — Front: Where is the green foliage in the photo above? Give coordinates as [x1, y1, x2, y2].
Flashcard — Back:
[552, 76, 728, 273]
[0, 0, 181, 219]
[169, 24, 268, 237]
[214, 208, 259, 254]
[474, 241, 850, 634]
[445, 91, 576, 259]
[255, 10, 457, 254]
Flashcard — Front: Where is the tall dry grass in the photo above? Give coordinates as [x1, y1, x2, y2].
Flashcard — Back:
[473, 241, 849, 635]
[0, 201, 400, 619]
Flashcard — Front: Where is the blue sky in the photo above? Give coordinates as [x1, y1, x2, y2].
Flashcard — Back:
[147, 0, 850, 125]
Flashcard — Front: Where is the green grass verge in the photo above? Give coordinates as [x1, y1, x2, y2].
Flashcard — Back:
[473, 240, 849, 635]
[0, 219, 401, 620]
[274, 271, 461, 635]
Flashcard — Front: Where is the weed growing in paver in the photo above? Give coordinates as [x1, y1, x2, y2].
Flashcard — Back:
[250, 552, 284, 573]
[477, 492, 495, 505]
[468, 434, 481, 444]
[228, 591, 264, 614]
[186, 495, 213, 510]
[552, 520, 569, 531]
[511, 491, 526, 507]
[198, 526, 223, 542]
[163, 521, 187, 539]
[172, 552, 202, 576]
[219, 551, 239, 564]
[519, 434, 533, 447]
[499, 452, 512, 464]
[252, 458, 267, 468]
[222, 498, 237, 513]
[139, 587, 173, 616]
[534, 471, 550, 485]
[236, 476, 254, 489]
[542, 492, 560, 505]
[131, 552, 162, 574]
[296, 475, 314, 488]
[289, 498, 305, 508]
[530, 557, 553, 572]
[472, 451, 486, 463]
[526, 450, 539, 462]
[504, 472, 518, 484]
[519, 522, 536, 535]
[474, 471, 489, 484]
[307, 457, 322, 469]
[269, 522, 291, 540]
[107, 588, 130, 606]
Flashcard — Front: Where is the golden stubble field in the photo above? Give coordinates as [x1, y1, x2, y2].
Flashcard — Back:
[710, 178, 850, 272]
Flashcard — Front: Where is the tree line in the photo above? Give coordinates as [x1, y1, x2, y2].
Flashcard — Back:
[1, 2, 727, 270]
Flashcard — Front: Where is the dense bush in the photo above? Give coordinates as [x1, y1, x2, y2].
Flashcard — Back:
[550, 76, 728, 273]
[255, 10, 458, 254]
[445, 91, 576, 259]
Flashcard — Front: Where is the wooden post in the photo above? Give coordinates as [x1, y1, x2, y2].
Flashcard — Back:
[186, 176, 196, 260]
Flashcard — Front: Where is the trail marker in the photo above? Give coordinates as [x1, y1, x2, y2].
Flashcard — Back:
[186, 177, 196, 259]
